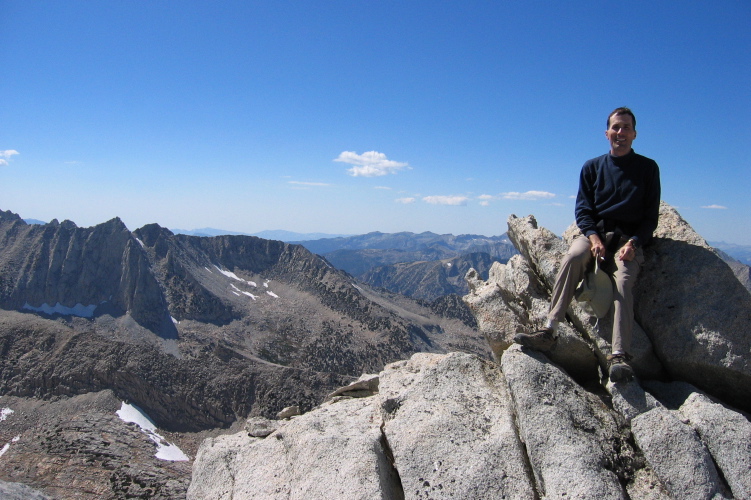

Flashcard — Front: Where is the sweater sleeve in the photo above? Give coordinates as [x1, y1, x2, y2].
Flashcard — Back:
[630, 161, 661, 246]
[575, 162, 599, 238]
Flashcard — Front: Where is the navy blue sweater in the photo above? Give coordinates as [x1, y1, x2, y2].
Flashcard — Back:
[575, 150, 661, 247]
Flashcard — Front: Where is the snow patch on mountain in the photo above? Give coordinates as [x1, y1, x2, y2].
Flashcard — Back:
[213, 265, 257, 287]
[23, 302, 98, 318]
[116, 402, 189, 462]
[231, 284, 258, 300]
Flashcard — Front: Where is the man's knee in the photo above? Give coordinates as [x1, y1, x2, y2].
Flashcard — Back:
[563, 242, 591, 268]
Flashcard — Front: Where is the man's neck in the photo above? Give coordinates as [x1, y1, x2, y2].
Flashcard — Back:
[610, 148, 633, 157]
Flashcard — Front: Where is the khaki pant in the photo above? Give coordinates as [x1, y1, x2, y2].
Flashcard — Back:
[548, 235, 643, 354]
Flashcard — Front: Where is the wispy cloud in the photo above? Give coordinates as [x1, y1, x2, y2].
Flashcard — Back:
[335, 151, 410, 177]
[423, 195, 469, 206]
[374, 186, 392, 190]
[478, 194, 494, 206]
[0, 150, 19, 166]
[501, 190, 555, 201]
[701, 204, 728, 209]
[395, 197, 416, 204]
[288, 181, 330, 187]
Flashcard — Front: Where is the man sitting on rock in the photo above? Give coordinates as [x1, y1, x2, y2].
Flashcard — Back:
[514, 107, 661, 382]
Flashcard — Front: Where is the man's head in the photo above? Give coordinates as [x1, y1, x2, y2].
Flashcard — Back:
[606, 107, 637, 157]
[607, 107, 636, 129]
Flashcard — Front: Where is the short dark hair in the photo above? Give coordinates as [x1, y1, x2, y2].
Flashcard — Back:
[607, 107, 636, 129]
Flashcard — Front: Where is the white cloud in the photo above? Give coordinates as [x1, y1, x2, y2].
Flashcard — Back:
[374, 186, 392, 190]
[701, 204, 728, 209]
[501, 190, 556, 201]
[422, 195, 469, 206]
[0, 150, 19, 166]
[477, 194, 494, 207]
[335, 151, 410, 177]
[395, 197, 416, 204]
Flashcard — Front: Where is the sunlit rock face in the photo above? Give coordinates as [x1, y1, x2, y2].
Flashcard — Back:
[466, 202, 751, 414]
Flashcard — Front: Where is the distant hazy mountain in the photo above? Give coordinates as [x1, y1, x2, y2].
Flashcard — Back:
[361, 252, 501, 301]
[171, 227, 350, 241]
[251, 229, 352, 241]
[710, 241, 751, 265]
[292, 231, 518, 299]
[295, 231, 507, 253]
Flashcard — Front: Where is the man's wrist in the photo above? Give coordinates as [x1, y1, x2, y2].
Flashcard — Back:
[627, 238, 640, 249]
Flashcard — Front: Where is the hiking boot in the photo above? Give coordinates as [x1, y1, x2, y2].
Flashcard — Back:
[513, 328, 557, 351]
[607, 353, 634, 383]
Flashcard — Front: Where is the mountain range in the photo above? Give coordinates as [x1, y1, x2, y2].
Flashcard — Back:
[169, 226, 751, 266]
[1, 209, 489, 497]
[6, 209, 751, 498]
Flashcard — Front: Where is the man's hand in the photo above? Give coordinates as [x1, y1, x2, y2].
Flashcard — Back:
[588, 234, 606, 260]
[618, 240, 637, 261]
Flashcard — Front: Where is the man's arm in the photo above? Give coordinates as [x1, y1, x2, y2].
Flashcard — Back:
[629, 160, 662, 247]
[575, 161, 600, 239]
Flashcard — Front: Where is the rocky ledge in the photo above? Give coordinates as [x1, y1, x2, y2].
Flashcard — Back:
[188, 350, 750, 499]
[187, 203, 751, 499]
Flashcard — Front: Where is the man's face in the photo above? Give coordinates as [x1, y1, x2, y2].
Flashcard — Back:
[605, 113, 637, 156]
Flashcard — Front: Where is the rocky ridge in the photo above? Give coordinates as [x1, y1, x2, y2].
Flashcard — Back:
[188, 203, 751, 499]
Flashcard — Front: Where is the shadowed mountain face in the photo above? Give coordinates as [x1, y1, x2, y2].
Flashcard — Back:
[0, 210, 489, 433]
[0, 211, 175, 337]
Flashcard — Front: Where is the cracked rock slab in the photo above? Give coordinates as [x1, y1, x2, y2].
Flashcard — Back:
[379, 352, 535, 499]
[678, 392, 751, 499]
[631, 406, 729, 500]
[501, 345, 627, 499]
[187, 397, 398, 500]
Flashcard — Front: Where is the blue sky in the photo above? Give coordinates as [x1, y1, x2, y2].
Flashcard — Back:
[2, 1, 750, 243]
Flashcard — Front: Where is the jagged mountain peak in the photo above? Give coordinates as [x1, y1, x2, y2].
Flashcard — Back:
[59, 219, 78, 229]
[0, 209, 23, 222]
[134, 222, 175, 249]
